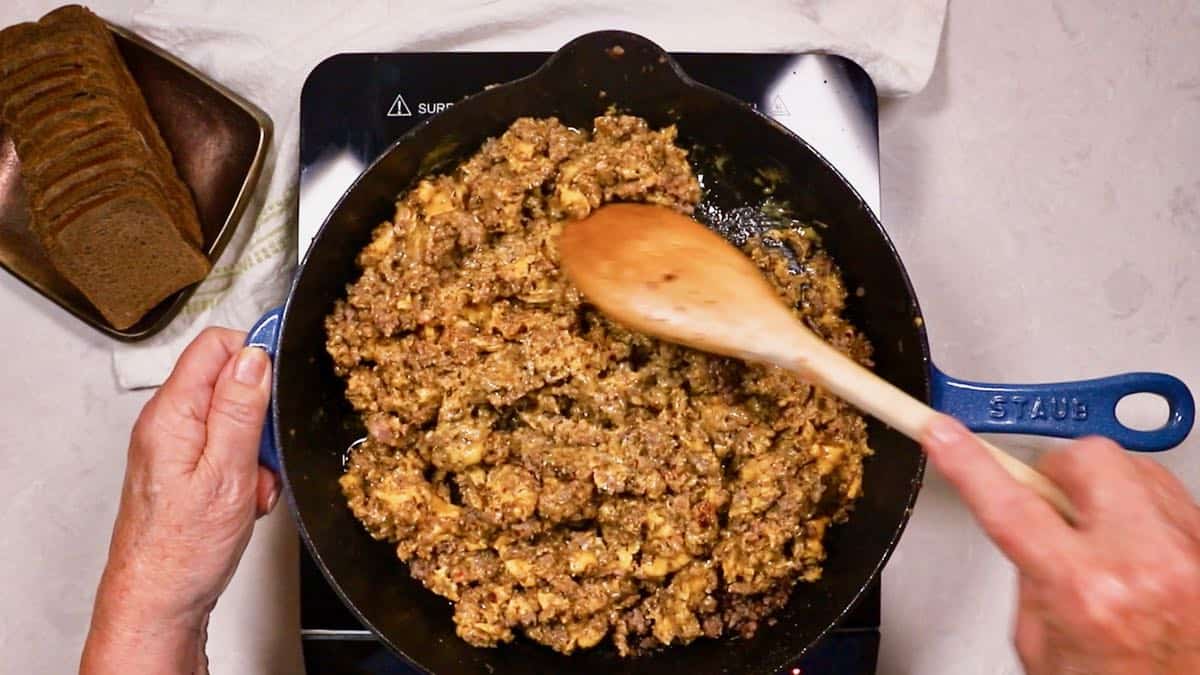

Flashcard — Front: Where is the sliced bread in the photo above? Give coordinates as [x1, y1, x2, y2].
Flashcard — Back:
[0, 5, 210, 328]
[47, 191, 210, 329]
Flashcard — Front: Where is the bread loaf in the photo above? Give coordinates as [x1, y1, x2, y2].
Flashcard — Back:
[0, 5, 209, 329]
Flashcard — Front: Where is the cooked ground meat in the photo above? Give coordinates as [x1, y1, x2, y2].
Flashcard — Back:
[328, 114, 873, 656]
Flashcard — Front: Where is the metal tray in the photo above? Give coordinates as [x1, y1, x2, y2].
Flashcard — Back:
[0, 20, 272, 341]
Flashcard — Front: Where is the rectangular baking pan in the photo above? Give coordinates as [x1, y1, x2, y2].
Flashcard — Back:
[0, 19, 272, 341]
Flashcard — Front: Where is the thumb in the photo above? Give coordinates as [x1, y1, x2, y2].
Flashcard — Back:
[205, 346, 272, 476]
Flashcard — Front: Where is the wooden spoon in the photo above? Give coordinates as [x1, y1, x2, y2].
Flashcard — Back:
[558, 203, 1077, 522]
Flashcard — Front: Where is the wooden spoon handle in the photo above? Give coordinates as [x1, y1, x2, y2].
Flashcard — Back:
[776, 329, 1079, 523]
[975, 437, 1079, 522]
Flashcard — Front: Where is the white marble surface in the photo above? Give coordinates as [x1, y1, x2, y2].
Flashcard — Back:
[1, 1, 1198, 674]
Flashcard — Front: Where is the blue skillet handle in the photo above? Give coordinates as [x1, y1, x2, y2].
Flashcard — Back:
[245, 306, 284, 472]
[930, 365, 1195, 452]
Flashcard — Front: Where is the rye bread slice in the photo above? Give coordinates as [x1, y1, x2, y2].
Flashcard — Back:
[18, 125, 129, 178]
[0, 20, 117, 92]
[40, 173, 164, 234]
[0, 60, 83, 104]
[46, 190, 210, 329]
[16, 109, 124, 160]
[12, 98, 127, 153]
[7, 83, 127, 130]
[12, 102, 184, 234]
[0, 30, 110, 89]
[16, 99, 126, 153]
[0, 50, 110, 99]
[3, 6, 203, 247]
[38, 169, 169, 233]
[1, 6, 111, 51]
[28, 136, 192, 242]
[28, 137, 152, 208]
[23, 136, 127, 198]
[34, 4, 109, 33]
[1, 65, 91, 111]
[30, 144, 183, 218]
[60, 10, 204, 247]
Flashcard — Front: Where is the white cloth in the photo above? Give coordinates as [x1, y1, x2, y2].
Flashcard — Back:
[109, 0, 948, 389]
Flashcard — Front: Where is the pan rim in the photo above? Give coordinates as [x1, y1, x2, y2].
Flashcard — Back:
[276, 29, 931, 673]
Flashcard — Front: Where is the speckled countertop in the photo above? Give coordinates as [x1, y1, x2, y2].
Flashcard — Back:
[1, 1, 1197, 674]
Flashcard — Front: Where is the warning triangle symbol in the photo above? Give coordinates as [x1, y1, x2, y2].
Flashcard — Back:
[387, 93, 412, 117]
[767, 95, 790, 117]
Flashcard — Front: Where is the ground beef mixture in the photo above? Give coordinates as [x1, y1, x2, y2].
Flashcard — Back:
[328, 114, 873, 656]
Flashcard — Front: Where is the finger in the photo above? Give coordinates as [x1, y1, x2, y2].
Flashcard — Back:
[1132, 457, 1200, 541]
[1013, 575, 1047, 672]
[1036, 437, 1149, 518]
[256, 466, 281, 518]
[922, 415, 1077, 575]
[203, 346, 272, 477]
[1133, 456, 1195, 505]
[134, 327, 247, 463]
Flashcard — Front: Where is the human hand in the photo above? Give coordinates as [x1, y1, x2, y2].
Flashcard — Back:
[923, 416, 1200, 674]
[80, 328, 278, 675]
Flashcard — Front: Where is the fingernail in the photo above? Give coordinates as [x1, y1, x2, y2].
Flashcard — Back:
[927, 415, 968, 447]
[233, 347, 268, 385]
[266, 485, 281, 513]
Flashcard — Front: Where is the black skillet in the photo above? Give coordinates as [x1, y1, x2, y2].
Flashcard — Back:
[246, 31, 1194, 675]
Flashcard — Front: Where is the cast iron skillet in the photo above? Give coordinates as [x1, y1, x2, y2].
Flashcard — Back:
[248, 31, 1195, 675]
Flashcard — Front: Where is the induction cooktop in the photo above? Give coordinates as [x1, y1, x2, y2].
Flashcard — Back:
[298, 49, 882, 675]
